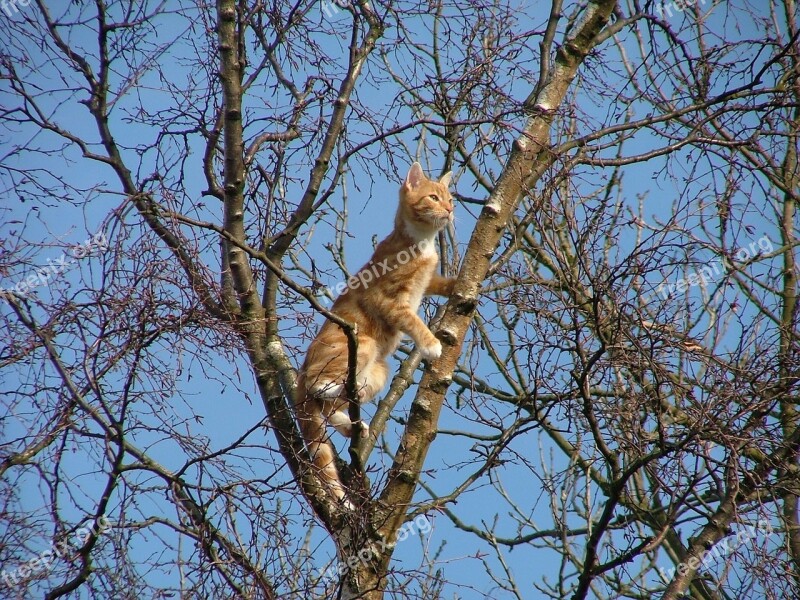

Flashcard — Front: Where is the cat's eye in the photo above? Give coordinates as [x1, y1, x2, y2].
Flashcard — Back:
[430, 195, 440, 202]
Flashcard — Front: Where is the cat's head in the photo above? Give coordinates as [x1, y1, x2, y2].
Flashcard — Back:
[396, 162, 454, 238]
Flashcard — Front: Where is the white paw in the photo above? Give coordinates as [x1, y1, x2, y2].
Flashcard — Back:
[358, 420, 370, 439]
[328, 410, 353, 437]
[420, 338, 442, 360]
[309, 381, 343, 399]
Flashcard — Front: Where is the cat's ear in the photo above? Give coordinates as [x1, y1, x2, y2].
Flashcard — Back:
[439, 171, 453, 188]
[405, 162, 425, 190]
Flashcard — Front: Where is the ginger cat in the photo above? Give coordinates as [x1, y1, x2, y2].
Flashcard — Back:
[295, 162, 456, 504]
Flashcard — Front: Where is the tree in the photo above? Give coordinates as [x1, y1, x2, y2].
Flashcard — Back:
[1, 0, 798, 598]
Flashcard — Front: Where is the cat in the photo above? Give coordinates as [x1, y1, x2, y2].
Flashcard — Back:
[295, 162, 457, 505]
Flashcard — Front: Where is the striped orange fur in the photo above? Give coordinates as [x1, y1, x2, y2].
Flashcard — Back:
[295, 162, 456, 504]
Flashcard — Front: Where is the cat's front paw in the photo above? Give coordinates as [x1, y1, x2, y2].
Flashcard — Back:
[419, 338, 442, 360]
[356, 420, 370, 439]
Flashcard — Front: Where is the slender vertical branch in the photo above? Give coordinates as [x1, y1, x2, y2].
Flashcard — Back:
[374, 0, 618, 570]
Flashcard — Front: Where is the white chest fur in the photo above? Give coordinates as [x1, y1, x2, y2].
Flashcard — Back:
[407, 253, 437, 313]
[398, 226, 439, 312]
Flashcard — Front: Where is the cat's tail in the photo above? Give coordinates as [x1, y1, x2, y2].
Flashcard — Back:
[294, 384, 348, 505]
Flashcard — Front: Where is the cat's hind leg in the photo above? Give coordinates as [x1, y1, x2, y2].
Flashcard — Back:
[308, 336, 385, 397]
[312, 336, 385, 439]
[326, 408, 369, 439]
[356, 358, 389, 402]
[327, 358, 388, 440]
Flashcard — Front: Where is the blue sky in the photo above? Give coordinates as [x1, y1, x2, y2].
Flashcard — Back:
[0, 0, 786, 598]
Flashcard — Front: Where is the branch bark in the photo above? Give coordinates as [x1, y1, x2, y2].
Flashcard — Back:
[365, 0, 621, 592]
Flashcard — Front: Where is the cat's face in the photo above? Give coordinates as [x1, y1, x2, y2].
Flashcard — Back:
[398, 163, 454, 233]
